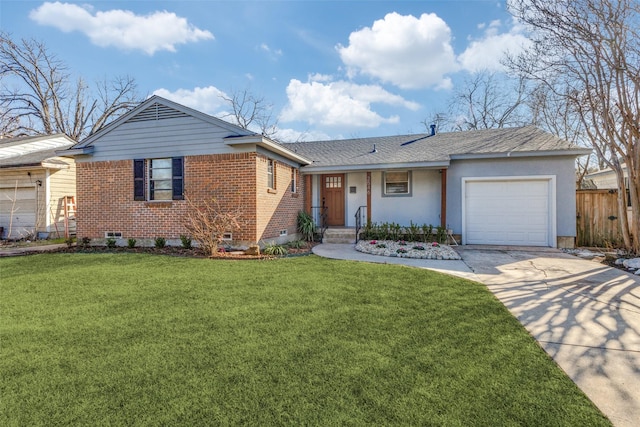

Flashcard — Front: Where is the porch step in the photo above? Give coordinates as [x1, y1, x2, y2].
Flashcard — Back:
[322, 228, 357, 244]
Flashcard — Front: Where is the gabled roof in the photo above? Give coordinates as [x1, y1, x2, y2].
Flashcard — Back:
[60, 95, 310, 165]
[0, 134, 76, 168]
[70, 95, 256, 150]
[287, 126, 591, 172]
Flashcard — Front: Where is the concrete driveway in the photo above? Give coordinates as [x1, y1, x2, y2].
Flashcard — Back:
[313, 243, 640, 426]
[457, 246, 640, 427]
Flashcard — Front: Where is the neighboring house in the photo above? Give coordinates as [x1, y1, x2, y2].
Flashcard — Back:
[584, 163, 634, 227]
[288, 126, 591, 248]
[0, 134, 77, 239]
[59, 95, 309, 246]
[585, 164, 631, 201]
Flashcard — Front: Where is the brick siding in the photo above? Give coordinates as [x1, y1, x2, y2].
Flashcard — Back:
[76, 152, 304, 244]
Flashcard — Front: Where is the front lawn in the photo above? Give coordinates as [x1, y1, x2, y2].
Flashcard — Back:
[0, 254, 610, 426]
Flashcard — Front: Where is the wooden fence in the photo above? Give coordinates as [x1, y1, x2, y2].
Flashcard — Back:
[576, 189, 623, 247]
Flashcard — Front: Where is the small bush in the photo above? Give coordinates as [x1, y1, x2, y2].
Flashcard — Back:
[180, 235, 192, 249]
[287, 240, 306, 249]
[127, 238, 137, 248]
[65, 237, 75, 248]
[154, 237, 166, 249]
[297, 211, 316, 242]
[79, 237, 91, 248]
[263, 243, 288, 256]
[106, 238, 117, 248]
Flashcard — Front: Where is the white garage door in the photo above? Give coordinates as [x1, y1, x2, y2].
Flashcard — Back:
[464, 179, 552, 246]
[0, 187, 37, 239]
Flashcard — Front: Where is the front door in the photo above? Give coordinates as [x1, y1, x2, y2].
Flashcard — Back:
[321, 174, 345, 226]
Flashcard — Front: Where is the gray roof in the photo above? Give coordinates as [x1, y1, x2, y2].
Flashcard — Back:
[286, 126, 591, 172]
[0, 134, 75, 168]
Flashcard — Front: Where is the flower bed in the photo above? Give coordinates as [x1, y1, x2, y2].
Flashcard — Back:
[356, 240, 461, 260]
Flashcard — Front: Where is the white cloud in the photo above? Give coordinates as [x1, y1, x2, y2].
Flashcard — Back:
[280, 78, 420, 129]
[337, 12, 458, 90]
[259, 43, 283, 60]
[153, 86, 227, 115]
[29, 2, 213, 55]
[458, 19, 530, 72]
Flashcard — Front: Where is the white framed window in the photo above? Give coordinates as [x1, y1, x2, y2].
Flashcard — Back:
[222, 232, 233, 241]
[134, 157, 184, 201]
[291, 168, 297, 193]
[383, 171, 411, 196]
[104, 232, 123, 238]
[149, 158, 173, 201]
[267, 159, 275, 189]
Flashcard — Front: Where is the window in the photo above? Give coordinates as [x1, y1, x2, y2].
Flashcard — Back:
[267, 159, 275, 189]
[383, 171, 411, 196]
[291, 168, 297, 193]
[134, 157, 184, 201]
[325, 175, 342, 188]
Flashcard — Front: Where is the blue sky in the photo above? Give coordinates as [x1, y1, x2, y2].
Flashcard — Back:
[1, 1, 529, 141]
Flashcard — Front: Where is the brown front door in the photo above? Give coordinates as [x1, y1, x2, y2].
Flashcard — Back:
[321, 174, 345, 226]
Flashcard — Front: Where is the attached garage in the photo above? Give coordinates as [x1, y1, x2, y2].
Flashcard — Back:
[462, 177, 556, 247]
[0, 186, 37, 239]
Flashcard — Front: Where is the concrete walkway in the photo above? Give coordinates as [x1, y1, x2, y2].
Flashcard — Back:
[313, 243, 640, 427]
[0, 243, 68, 257]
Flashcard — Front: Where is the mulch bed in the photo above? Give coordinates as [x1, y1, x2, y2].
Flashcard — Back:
[47, 242, 319, 260]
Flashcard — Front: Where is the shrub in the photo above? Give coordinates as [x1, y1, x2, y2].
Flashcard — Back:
[287, 240, 306, 249]
[105, 238, 117, 248]
[154, 237, 166, 249]
[127, 238, 137, 248]
[65, 237, 75, 248]
[262, 243, 288, 256]
[79, 237, 91, 248]
[180, 235, 192, 249]
[182, 195, 242, 257]
[297, 211, 316, 242]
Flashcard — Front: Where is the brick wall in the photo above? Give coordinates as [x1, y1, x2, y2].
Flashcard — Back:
[77, 152, 303, 244]
[255, 154, 304, 242]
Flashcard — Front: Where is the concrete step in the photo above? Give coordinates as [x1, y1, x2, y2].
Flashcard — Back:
[322, 228, 357, 244]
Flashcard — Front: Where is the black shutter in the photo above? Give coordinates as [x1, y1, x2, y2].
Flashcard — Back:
[172, 157, 184, 200]
[134, 159, 145, 201]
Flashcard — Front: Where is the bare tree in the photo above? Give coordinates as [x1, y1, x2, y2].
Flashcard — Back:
[507, 0, 640, 253]
[528, 82, 595, 187]
[0, 32, 141, 140]
[218, 88, 279, 139]
[448, 71, 531, 131]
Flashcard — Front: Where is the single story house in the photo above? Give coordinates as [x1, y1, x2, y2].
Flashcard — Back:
[60, 95, 589, 248]
[0, 134, 77, 239]
[288, 126, 590, 248]
[58, 95, 310, 246]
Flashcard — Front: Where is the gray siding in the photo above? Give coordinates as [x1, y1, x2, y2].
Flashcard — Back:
[447, 156, 578, 238]
[78, 116, 240, 162]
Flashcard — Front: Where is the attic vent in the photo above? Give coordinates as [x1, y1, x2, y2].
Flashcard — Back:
[127, 103, 189, 123]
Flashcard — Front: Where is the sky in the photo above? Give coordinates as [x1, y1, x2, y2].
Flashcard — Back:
[1, 0, 530, 142]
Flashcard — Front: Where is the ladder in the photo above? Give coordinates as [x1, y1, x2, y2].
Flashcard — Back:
[63, 196, 77, 238]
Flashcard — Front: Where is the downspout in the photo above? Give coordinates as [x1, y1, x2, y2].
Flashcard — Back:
[440, 169, 447, 228]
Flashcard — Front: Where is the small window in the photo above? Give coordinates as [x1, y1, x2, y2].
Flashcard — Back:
[104, 232, 123, 238]
[134, 157, 184, 201]
[383, 171, 411, 196]
[222, 232, 233, 241]
[291, 168, 297, 193]
[267, 159, 275, 189]
[325, 175, 342, 188]
[150, 158, 173, 200]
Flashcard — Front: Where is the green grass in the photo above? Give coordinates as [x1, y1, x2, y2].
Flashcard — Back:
[1, 254, 610, 426]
